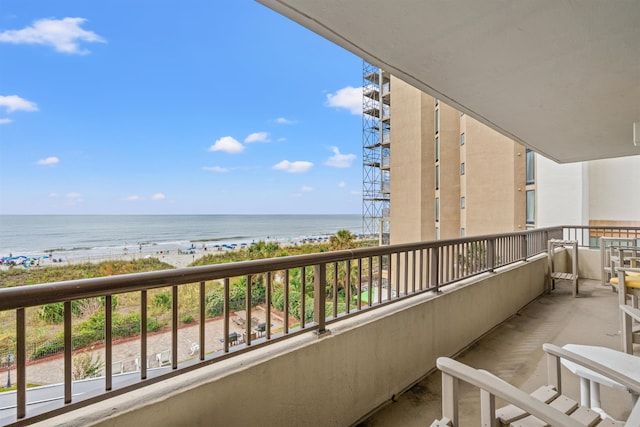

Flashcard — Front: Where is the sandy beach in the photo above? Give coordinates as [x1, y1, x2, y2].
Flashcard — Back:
[7, 246, 243, 270]
[6, 236, 337, 270]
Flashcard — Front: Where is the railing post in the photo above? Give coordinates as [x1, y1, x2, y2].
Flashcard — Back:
[314, 263, 328, 335]
[171, 285, 178, 368]
[16, 307, 25, 419]
[223, 278, 230, 353]
[199, 281, 206, 359]
[431, 248, 440, 293]
[521, 233, 528, 261]
[105, 294, 112, 390]
[245, 276, 252, 346]
[487, 238, 495, 272]
[266, 272, 272, 339]
[64, 301, 72, 404]
[141, 290, 148, 379]
[301, 267, 307, 327]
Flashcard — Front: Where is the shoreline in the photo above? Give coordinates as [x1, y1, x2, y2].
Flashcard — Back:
[0, 237, 343, 270]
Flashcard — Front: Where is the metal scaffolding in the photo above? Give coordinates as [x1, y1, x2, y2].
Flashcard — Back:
[362, 61, 390, 244]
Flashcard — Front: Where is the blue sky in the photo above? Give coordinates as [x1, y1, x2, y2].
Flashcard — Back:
[0, 1, 364, 215]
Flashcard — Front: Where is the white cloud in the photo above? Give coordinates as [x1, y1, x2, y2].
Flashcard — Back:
[64, 192, 83, 206]
[36, 156, 59, 166]
[151, 193, 166, 200]
[124, 195, 140, 201]
[275, 117, 294, 125]
[208, 136, 244, 154]
[0, 17, 106, 54]
[202, 166, 230, 173]
[326, 86, 363, 115]
[245, 132, 270, 143]
[0, 95, 38, 113]
[272, 160, 313, 173]
[338, 181, 346, 188]
[301, 186, 313, 192]
[325, 146, 356, 168]
[0, 118, 12, 125]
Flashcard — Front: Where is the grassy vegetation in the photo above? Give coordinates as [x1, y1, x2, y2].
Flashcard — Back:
[0, 258, 175, 289]
[0, 383, 40, 393]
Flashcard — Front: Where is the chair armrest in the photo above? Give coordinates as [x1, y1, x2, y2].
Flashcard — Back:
[618, 267, 640, 274]
[436, 357, 584, 427]
[543, 343, 640, 393]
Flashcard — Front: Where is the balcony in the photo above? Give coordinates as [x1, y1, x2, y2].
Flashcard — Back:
[1, 226, 638, 426]
[363, 277, 633, 425]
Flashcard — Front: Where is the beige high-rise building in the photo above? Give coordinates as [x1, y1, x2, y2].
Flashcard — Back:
[364, 71, 534, 246]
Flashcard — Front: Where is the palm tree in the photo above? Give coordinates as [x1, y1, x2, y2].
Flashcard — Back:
[247, 241, 280, 259]
[329, 229, 356, 251]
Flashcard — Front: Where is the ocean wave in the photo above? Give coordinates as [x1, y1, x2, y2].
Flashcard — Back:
[190, 236, 248, 243]
[45, 246, 93, 253]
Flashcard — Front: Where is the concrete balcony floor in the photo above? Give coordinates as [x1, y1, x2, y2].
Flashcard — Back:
[359, 278, 633, 426]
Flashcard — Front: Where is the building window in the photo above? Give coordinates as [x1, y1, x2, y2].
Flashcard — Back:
[460, 162, 465, 175]
[435, 165, 440, 190]
[526, 149, 535, 184]
[461, 196, 466, 209]
[435, 108, 439, 134]
[435, 227, 440, 240]
[435, 197, 440, 222]
[435, 137, 439, 162]
[526, 190, 535, 224]
[460, 132, 465, 146]
[460, 228, 465, 237]
[435, 98, 439, 107]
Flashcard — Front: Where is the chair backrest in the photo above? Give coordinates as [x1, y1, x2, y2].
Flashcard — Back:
[436, 353, 640, 426]
[156, 350, 171, 366]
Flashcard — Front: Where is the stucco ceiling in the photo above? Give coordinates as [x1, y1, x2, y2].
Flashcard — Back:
[257, 0, 640, 163]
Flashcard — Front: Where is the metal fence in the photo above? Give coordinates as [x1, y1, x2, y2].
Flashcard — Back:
[563, 225, 640, 248]
[0, 226, 573, 424]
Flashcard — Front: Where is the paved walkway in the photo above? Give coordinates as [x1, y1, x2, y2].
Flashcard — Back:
[18, 306, 282, 386]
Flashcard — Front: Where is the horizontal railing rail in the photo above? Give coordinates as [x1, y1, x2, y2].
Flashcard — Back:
[563, 225, 640, 248]
[0, 226, 563, 425]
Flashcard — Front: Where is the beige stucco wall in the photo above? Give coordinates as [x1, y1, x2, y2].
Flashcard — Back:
[439, 103, 461, 239]
[464, 117, 526, 235]
[390, 77, 436, 244]
[389, 90, 527, 245]
[41, 256, 549, 427]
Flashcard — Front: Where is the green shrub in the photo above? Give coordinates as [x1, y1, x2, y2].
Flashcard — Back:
[205, 278, 266, 317]
[180, 314, 195, 324]
[31, 338, 65, 360]
[152, 292, 171, 310]
[30, 311, 164, 360]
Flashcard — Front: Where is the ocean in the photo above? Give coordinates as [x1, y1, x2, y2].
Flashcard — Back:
[0, 215, 363, 261]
